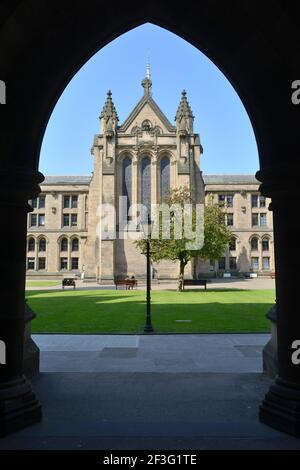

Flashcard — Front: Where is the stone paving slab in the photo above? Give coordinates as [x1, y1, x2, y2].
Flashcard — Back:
[1, 372, 299, 450]
[33, 334, 270, 373]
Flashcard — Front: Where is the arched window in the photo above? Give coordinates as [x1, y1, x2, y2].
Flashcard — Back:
[71, 238, 79, 252]
[251, 237, 258, 251]
[160, 156, 170, 201]
[28, 238, 35, 252]
[141, 156, 151, 220]
[122, 156, 132, 215]
[39, 238, 46, 252]
[229, 237, 236, 251]
[262, 237, 269, 251]
[61, 237, 68, 252]
[142, 119, 152, 131]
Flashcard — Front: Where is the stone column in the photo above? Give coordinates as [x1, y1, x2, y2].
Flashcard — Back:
[0, 172, 42, 436]
[259, 176, 300, 437]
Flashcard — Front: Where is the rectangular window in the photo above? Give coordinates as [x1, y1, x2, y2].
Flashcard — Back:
[60, 257, 68, 270]
[30, 214, 37, 227]
[38, 214, 45, 226]
[252, 213, 259, 226]
[251, 194, 258, 208]
[259, 196, 266, 208]
[218, 257, 226, 270]
[27, 257, 35, 270]
[226, 194, 233, 207]
[71, 257, 78, 270]
[229, 257, 237, 270]
[63, 195, 70, 208]
[71, 195, 78, 208]
[263, 257, 270, 270]
[71, 214, 77, 227]
[218, 194, 225, 206]
[31, 198, 37, 209]
[251, 257, 259, 271]
[38, 257, 46, 270]
[227, 213, 234, 226]
[260, 213, 267, 226]
[38, 195, 45, 208]
[63, 214, 70, 227]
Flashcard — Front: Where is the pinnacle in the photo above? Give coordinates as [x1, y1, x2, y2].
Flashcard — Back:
[175, 89, 194, 121]
[100, 90, 118, 120]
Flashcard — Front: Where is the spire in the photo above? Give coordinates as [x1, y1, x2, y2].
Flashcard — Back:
[175, 90, 194, 121]
[146, 49, 151, 79]
[100, 90, 118, 121]
[142, 53, 152, 97]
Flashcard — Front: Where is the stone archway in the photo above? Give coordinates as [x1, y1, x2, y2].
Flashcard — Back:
[0, 0, 300, 437]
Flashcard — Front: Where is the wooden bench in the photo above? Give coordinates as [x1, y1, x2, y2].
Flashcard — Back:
[62, 278, 76, 289]
[183, 279, 209, 290]
[114, 279, 138, 290]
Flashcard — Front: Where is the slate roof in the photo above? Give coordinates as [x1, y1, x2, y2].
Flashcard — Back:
[203, 175, 259, 185]
[41, 174, 259, 186]
[41, 176, 92, 185]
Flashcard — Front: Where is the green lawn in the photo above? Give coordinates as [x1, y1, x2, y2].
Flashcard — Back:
[26, 280, 61, 288]
[26, 288, 275, 334]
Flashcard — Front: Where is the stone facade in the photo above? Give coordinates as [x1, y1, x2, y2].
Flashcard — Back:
[26, 75, 274, 280]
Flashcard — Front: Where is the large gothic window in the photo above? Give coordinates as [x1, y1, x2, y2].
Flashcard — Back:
[122, 156, 132, 215]
[160, 156, 170, 201]
[141, 156, 151, 219]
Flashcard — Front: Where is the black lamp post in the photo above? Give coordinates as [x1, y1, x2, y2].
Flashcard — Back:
[142, 215, 154, 333]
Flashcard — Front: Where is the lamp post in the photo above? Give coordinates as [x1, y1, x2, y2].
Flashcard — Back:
[142, 215, 154, 333]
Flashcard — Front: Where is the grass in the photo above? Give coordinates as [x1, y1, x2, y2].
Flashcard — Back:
[26, 280, 61, 288]
[26, 288, 275, 334]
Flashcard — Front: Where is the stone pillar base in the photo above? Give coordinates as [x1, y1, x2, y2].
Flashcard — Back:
[262, 304, 278, 378]
[0, 376, 42, 437]
[23, 337, 40, 378]
[24, 300, 40, 377]
[260, 378, 300, 437]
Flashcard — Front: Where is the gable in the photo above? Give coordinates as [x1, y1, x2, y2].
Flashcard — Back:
[118, 96, 176, 134]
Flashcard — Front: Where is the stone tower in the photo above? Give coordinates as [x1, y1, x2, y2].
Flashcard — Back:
[84, 73, 205, 280]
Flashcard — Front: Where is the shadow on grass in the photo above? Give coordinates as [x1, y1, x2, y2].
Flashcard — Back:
[26, 289, 275, 334]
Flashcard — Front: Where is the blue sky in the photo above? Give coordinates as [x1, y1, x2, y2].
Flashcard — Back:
[40, 23, 259, 176]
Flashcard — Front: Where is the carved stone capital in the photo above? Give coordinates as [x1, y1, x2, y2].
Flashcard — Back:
[0, 171, 44, 209]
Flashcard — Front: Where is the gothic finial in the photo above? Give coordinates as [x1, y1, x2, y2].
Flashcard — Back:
[141, 76, 152, 97]
[100, 90, 118, 121]
[142, 52, 152, 97]
[175, 89, 194, 121]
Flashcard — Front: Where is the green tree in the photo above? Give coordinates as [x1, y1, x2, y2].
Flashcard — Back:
[135, 186, 231, 291]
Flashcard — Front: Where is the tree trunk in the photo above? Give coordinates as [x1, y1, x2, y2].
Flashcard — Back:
[178, 260, 186, 291]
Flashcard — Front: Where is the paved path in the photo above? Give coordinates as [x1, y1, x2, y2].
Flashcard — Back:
[26, 277, 275, 291]
[1, 371, 300, 450]
[34, 333, 270, 373]
[2, 334, 300, 450]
